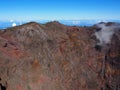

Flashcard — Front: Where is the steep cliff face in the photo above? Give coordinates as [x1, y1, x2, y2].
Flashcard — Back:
[0, 21, 120, 90]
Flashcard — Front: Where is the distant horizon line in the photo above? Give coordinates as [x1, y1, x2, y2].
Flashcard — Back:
[1, 19, 120, 22]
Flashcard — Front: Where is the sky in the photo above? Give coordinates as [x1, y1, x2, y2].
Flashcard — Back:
[0, 0, 120, 21]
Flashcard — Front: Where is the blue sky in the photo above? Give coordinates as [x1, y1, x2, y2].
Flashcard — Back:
[0, 0, 120, 21]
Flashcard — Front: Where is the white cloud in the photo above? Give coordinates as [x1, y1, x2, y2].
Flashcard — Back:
[72, 20, 80, 25]
[95, 23, 120, 45]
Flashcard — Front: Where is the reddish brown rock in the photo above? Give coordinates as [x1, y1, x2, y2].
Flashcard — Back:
[0, 21, 120, 90]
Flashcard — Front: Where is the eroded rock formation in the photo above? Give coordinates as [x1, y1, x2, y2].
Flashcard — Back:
[0, 21, 120, 90]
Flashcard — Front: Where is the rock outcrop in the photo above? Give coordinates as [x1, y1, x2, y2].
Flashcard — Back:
[0, 21, 120, 90]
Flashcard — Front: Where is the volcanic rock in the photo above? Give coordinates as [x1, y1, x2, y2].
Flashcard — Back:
[0, 21, 120, 90]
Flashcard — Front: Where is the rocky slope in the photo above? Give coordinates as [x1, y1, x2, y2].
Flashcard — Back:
[0, 21, 120, 90]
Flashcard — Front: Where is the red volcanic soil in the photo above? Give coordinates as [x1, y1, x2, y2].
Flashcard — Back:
[0, 21, 120, 90]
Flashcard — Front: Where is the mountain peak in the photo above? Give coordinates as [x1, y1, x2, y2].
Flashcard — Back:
[0, 22, 120, 90]
[46, 21, 64, 26]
